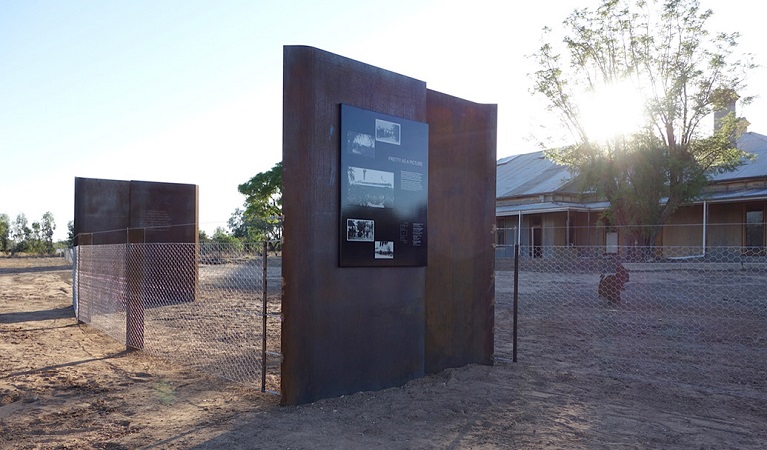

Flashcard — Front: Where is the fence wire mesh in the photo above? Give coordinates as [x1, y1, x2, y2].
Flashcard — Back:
[75, 244, 127, 343]
[495, 245, 767, 395]
[73, 242, 281, 393]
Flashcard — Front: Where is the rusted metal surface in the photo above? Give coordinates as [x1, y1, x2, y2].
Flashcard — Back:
[74, 177, 131, 245]
[73, 177, 198, 244]
[128, 180, 198, 244]
[424, 90, 497, 373]
[282, 46, 428, 406]
[74, 177, 200, 346]
[282, 46, 496, 405]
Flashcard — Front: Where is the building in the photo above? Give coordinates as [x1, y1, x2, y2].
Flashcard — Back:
[496, 132, 767, 259]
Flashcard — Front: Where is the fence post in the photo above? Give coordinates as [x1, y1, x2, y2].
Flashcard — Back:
[262, 240, 268, 392]
[126, 230, 145, 350]
[513, 243, 519, 362]
[72, 247, 78, 320]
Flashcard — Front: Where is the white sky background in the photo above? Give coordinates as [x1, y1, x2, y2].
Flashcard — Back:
[2, 0, 765, 241]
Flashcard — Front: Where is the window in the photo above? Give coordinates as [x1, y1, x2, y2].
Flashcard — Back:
[530, 216, 542, 258]
[605, 231, 619, 254]
[567, 219, 575, 246]
[744, 206, 765, 255]
[531, 226, 543, 258]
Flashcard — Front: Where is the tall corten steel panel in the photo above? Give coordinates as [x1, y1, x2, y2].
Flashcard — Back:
[73, 177, 199, 331]
[128, 180, 199, 307]
[128, 180, 198, 244]
[424, 90, 496, 373]
[74, 177, 198, 244]
[73, 178, 131, 245]
[282, 45, 496, 405]
[282, 46, 428, 405]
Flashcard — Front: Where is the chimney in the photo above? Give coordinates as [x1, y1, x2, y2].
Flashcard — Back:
[714, 102, 736, 133]
[712, 88, 740, 134]
[712, 88, 747, 146]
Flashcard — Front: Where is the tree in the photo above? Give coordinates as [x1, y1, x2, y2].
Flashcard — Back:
[227, 208, 249, 239]
[532, 0, 755, 249]
[41, 212, 55, 254]
[5, 212, 57, 255]
[11, 213, 31, 255]
[30, 221, 44, 254]
[0, 214, 9, 254]
[233, 162, 283, 242]
[211, 226, 241, 246]
[66, 221, 75, 247]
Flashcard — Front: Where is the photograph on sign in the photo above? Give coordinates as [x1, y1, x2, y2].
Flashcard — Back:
[374, 241, 394, 259]
[347, 131, 376, 158]
[346, 167, 394, 209]
[346, 218, 375, 242]
[375, 119, 401, 145]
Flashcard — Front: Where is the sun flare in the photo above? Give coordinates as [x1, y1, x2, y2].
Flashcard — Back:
[577, 80, 646, 142]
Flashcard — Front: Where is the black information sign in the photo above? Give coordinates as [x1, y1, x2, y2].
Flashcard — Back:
[340, 104, 428, 267]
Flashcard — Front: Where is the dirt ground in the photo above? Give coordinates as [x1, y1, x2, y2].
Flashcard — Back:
[2, 257, 767, 449]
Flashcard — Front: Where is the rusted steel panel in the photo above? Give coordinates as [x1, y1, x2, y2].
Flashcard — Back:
[282, 46, 428, 406]
[74, 177, 199, 245]
[424, 90, 497, 373]
[282, 46, 496, 405]
[74, 177, 130, 245]
[128, 180, 198, 244]
[73, 177, 199, 310]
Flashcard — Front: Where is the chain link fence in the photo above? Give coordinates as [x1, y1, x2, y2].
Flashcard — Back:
[495, 244, 767, 395]
[73, 242, 282, 393]
[71, 236, 766, 397]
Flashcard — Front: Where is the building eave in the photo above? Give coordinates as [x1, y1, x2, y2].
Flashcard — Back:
[497, 201, 610, 217]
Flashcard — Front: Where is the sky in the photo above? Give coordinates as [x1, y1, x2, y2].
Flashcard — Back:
[2, 0, 766, 241]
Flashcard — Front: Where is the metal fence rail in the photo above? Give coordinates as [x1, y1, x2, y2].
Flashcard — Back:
[73, 242, 281, 393]
[495, 245, 767, 394]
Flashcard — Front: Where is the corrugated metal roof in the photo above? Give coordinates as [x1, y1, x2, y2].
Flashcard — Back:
[709, 132, 767, 181]
[700, 188, 767, 202]
[497, 132, 767, 200]
[496, 151, 573, 198]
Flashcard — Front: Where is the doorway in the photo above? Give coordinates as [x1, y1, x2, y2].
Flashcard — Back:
[531, 226, 542, 258]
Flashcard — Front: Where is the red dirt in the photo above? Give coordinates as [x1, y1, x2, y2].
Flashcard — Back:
[2, 257, 766, 449]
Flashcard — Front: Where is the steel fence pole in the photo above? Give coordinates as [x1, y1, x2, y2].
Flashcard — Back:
[262, 240, 268, 392]
[513, 243, 519, 362]
[72, 247, 78, 320]
[126, 232, 146, 350]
